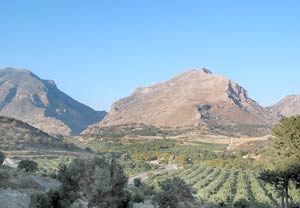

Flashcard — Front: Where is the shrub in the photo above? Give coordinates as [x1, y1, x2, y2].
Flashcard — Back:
[134, 178, 142, 188]
[128, 188, 145, 203]
[233, 198, 250, 208]
[0, 151, 5, 165]
[30, 192, 51, 208]
[18, 160, 38, 172]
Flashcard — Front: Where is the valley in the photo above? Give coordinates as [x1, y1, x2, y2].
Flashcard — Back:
[0, 68, 299, 208]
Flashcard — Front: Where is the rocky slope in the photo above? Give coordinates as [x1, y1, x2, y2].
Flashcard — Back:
[268, 95, 300, 117]
[0, 116, 78, 150]
[0, 68, 106, 135]
[85, 68, 278, 134]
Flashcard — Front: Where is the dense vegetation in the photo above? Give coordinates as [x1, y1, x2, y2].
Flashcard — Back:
[209, 124, 271, 137]
[83, 123, 183, 138]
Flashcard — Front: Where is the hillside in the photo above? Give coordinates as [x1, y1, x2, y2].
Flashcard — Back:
[85, 68, 278, 134]
[0, 68, 106, 135]
[268, 95, 300, 117]
[0, 116, 77, 151]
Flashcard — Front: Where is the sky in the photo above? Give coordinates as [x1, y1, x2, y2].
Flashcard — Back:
[0, 0, 299, 111]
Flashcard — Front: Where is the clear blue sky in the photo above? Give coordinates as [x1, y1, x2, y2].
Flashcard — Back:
[0, 0, 299, 111]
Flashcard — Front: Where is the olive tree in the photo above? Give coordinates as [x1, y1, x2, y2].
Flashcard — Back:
[153, 177, 197, 208]
[57, 156, 129, 208]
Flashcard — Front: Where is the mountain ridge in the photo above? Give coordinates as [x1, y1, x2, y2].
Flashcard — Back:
[268, 94, 300, 117]
[0, 68, 106, 135]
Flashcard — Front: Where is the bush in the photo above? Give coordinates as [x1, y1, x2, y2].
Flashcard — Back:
[18, 160, 38, 172]
[134, 178, 142, 188]
[0, 151, 5, 165]
[233, 198, 250, 208]
[30, 192, 51, 208]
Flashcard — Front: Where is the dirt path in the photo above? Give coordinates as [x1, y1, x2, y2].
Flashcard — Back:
[128, 164, 179, 186]
[227, 137, 234, 150]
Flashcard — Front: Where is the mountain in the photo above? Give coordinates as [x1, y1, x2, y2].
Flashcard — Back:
[268, 95, 300, 117]
[0, 116, 78, 150]
[85, 68, 278, 134]
[0, 68, 106, 135]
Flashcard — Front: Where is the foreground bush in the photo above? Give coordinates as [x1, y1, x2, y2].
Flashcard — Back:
[58, 156, 129, 208]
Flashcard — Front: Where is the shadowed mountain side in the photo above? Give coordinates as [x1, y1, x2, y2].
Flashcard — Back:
[0, 68, 106, 135]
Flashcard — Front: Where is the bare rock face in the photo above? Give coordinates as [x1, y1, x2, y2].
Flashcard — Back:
[268, 95, 300, 117]
[87, 68, 277, 133]
[0, 68, 106, 135]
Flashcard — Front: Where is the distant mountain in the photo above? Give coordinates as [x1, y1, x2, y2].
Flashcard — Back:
[268, 95, 300, 117]
[85, 68, 278, 134]
[0, 68, 106, 135]
[0, 116, 78, 150]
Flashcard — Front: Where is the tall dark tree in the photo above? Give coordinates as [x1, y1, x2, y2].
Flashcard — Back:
[260, 116, 300, 208]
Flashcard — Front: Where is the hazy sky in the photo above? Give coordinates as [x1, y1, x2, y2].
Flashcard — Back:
[0, 0, 299, 111]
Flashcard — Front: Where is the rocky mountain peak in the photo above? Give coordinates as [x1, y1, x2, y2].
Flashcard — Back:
[199, 67, 213, 74]
[86, 68, 278, 133]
